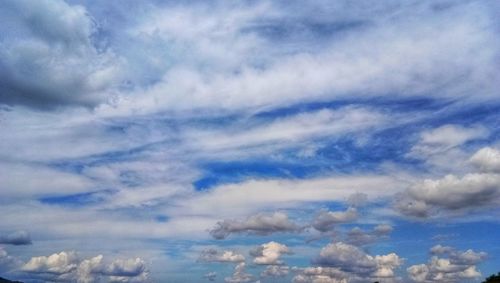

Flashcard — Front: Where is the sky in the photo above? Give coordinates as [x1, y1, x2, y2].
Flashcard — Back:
[0, 0, 499, 282]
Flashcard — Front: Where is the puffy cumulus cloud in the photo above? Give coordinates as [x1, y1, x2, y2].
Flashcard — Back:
[314, 242, 402, 281]
[204, 271, 217, 281]
[312, 208, 358, 232]
[345, 224, 393, 246]
[209, 212, 301, 240]
[395, 173, 500, 218]
[21, 251, 148, 283]
[0, 230, 32, 245]
[225, 262, 254, 283]
[0, 0, 123, 108]
[250, 241, 292, 265]
[407, 245, 487, 282]
[470, 147, 500, 173]
[199, 249, 245, 263]
[261, 265, 290, 277]
[22, 251, 79, 275]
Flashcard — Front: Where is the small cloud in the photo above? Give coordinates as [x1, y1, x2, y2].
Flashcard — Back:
[312, 207, 358, 232]
[250, 241, 292, 265]
[209, 212, 301, 239]
[199, 249, 245, 263]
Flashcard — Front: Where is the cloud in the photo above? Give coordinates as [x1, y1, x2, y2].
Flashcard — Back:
[395, 173, 500, 218]
[470, 147, 500, 173]
[0, 231, 32, 245]
[209, 212, 301, 239]
[407, 246, 487, 282]
[175, 175, 404, 217]
[198, 249, 245, 263]
[21, 251, 148, 283]
[224, 262, 254, 283]
[0, 0, 123, 108]
[261, 265, 289, 277]
[250, 241, 292, 265]
[0, 247, 22, 273]
[345, 224, 393, 246]
[22, 251, 79, 275]
[312, 208, 358, 232]
[106, 0, 499, 115]
[0, 161, 94, 199]
[292, 266, 349, 283]
[313, 242, 402, 280]
[407, 125, 489, 171]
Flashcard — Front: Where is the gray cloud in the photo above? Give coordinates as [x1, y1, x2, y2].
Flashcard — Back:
[407, 245, 487, 282]
[209, 212, 302, 239]
[395, 173, 500, 218]
[0, 247, 22, 273]
[0, 0, 122, 109]
[292, 266, 350, 283]
[345, 224, 393, 246]
[313, 242, 402, 280]
[0, 231, 32, 245]
[312, 207, 358, 232]
[261, 265, 289, 278]
[224, 262, 254, 283]
[198, 249, 245, 263]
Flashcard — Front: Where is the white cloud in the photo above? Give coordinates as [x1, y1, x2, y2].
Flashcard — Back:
[0, 161, 94, 199]
[225, 262, 254, 283]
[314, 242, 402, 280]
[407, 125, 488, 172]
[104, 0, 499, 114]
[174, 175, 405, 217]
[470, 147, 500, 173]
[251, 241, 292, 265]
[407, 246, 487, 282]
[22, 251, 79, 275]
[22, 251, 149, 283]
[199, 249, 245, 263]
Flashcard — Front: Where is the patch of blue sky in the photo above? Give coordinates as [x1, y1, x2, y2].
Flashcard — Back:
[193, 160, 323, 191]
[38, 190, 109, 206]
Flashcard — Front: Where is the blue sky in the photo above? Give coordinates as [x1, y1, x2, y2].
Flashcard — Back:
[0, 0, 499, 282]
